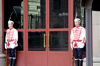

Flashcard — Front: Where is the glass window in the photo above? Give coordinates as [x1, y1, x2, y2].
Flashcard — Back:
[73, 0, 85, 27]
[49, 31, 68, 51]
[28, 0, 45, 29]
[50, 0, 68, 28]
[4, 32, 23, 51]
[4, 0, 23, 29]
[16, 32, 23, 51]
[28, 32, 46, 51]
[53, 0, 61, 10]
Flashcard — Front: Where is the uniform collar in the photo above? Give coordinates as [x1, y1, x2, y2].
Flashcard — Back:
[9, 27, 13, 30]
[76, 26, 80, 28]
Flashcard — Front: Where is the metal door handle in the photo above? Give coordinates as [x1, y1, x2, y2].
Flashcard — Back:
[44, 34, 46, 48]
[48, 34, 49, 47]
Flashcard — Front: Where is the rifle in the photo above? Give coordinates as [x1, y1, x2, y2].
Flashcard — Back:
[5, 49, 8, 66]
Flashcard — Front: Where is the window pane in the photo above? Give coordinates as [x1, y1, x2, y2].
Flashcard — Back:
[74, 0, 85, 27]
[4, 0, 23, 29]
[28, 32, 46, 51]
[53, 0, 61, 10]
[49, 31, 68, 51]
[16, 32, 23, 51]
[50, 0, 68, 28]
[4, 32, 23, 51]
[28, 0, 45, 29]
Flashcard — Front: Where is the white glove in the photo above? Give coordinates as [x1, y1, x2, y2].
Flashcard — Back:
[71, 44, 73, 50]
[5, 43, 7, 49]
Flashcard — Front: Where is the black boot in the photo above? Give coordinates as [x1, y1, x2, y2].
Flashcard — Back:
[79, 59, 83, 66]
[12, 59, 16, 66]
[75, 59, 79, 66]
[9, 58, 12, 66]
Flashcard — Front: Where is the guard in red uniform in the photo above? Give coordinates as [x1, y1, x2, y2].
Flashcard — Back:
[70, 18, 86, 66]
[5, 20, 18, 66]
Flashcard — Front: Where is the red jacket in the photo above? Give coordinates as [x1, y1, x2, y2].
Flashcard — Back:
[5, 27, 18, 49]
[70, 26, 86, 49]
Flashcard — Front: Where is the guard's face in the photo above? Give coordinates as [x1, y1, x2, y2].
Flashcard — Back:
[75, 21, 80, 26]
[8, 23, 13, 28]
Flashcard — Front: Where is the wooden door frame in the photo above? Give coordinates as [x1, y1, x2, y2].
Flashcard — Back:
[47, 0, 73, 66]
[2, 0, 74, 66]
[2, 0, 27, 66]
[25, 0, 48, 66]
[2, 0, 26, 54]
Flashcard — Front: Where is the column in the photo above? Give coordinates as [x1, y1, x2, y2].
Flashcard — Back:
[0, 0, 6, 66]
[83, 6, 93, 66]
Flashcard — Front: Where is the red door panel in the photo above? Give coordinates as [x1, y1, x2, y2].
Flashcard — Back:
[48, 53, 70, 66]
[16, 54, 25, 66]
[47, 0, 73, 66]
[26, 53, 47, 66]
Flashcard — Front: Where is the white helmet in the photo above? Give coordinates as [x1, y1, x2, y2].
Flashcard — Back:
[8, 20, 14, 24]
[74, 18, 81, 22]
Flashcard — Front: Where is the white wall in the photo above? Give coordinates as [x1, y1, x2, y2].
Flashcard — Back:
[92, 11, 100, 56]
[83, 11, 100, 66]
